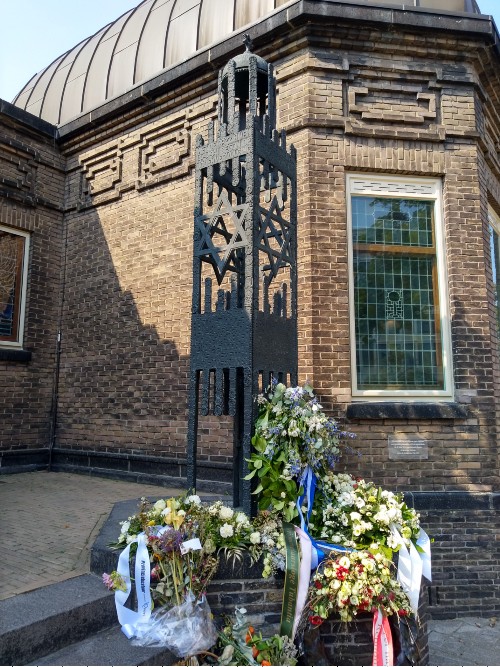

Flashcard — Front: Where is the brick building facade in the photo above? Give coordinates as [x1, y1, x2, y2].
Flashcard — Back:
[1, 0, 498, 617]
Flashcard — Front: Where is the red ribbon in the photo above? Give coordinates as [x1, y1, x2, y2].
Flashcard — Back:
[372, 608, 393, 666]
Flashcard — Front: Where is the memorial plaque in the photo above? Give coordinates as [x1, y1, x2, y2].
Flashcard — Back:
[388, 435, 429, 460]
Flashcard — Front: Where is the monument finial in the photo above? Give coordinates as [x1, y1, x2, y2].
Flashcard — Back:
[243, 33, 253, 53]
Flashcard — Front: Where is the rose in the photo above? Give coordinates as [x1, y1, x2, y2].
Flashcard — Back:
[220, 523, 234, 538]
[250, 531, 261, 544]
[309, 615, 323, 626]
[219, 506, 234, 520]
[154, 499, 166, 511]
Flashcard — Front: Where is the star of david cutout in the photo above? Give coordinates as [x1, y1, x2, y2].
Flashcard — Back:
[257, 195, 293, 279]
[195, 190, 249, 284]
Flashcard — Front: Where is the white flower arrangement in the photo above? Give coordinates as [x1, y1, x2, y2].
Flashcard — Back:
[311, 471, 421, 559]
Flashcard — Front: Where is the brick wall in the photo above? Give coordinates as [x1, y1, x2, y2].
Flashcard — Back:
[419, 497, 500, 619]
[0, 105, 64, 462]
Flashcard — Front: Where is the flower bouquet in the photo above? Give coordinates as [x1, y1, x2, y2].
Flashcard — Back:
[244, 383, 429, 665]
[245, 381, 355, 521]
[309, 551, 412, 624]
[103, 494, 259, 657]
[309, 471, 421, 559]
[216, 608, 298, 666]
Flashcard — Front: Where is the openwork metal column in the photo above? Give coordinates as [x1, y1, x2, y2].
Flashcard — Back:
[187, 38, 298, 514]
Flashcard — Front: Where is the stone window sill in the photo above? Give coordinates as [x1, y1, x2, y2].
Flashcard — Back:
[0, 348, 32, 362]
[346, 402, 468, 420]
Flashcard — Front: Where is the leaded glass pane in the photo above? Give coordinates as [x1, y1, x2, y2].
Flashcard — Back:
[352, 198, 433, 247]
[0, 231, 24, 341]
[352, 196, 444, 390]
[490, 225, 500, 336]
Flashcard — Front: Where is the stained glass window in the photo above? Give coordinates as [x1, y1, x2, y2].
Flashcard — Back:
[351, 194, 444, 391]
[489, 209, 500, 343]
[0, 227, 28, 344]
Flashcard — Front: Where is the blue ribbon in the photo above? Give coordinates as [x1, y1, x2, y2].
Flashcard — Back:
[296, 465, 316, 531]
[296, 465, 353, 569]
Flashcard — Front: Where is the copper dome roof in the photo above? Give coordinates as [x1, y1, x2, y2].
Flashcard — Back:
[12, 0, 482, 126]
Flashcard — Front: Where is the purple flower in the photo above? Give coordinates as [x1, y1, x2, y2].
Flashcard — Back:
[159, 528, 183, 553]
[102, 572, 114, 590]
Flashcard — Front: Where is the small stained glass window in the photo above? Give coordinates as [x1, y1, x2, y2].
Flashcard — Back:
[488, 209, 500, 344]
[0, 226, 29, 345]
[348, 176, 451, 396]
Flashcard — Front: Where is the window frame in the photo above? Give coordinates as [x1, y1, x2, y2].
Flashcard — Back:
[0, 224, 30, 349]
[346, 174, 454, 401]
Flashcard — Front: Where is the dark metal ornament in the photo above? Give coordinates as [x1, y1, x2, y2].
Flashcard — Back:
[187, 40, 298, 513]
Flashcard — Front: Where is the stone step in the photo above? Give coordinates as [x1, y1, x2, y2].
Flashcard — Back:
[30, 624, 177, 666]
[0, 574, 116, 665]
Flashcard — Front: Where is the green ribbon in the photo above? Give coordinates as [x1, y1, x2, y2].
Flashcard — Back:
[280, 522, 300, 638]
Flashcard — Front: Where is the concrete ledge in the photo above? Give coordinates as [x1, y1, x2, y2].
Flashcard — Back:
[0, 448, 49, 470]
[346, 402, 469, 420]
[33, 625, 177, 667]
[406, 491, 498, 511]
[0, 99, 57, 138]
[50, 447, 233, 490]
[0, 348, 32, 362]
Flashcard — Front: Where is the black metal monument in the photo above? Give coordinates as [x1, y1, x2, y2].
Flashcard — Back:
[187, 38, 298, 514]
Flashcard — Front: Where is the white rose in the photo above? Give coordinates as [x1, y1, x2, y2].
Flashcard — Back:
[154, 499, 166, 511]
[250, 531, 261, 544]
[235, 512, 248, 524]
[219, 506, 234, 520]
[187, 494, 201, 505]
[220, 523, 234, 538]
[120, 521, 130, 534]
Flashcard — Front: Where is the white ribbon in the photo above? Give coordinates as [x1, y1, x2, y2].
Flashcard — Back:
[416, 528, 432, 582]
[116, 526, 174, 639]
[115, 532, 152, 638]
[391, 525, 431, 616]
